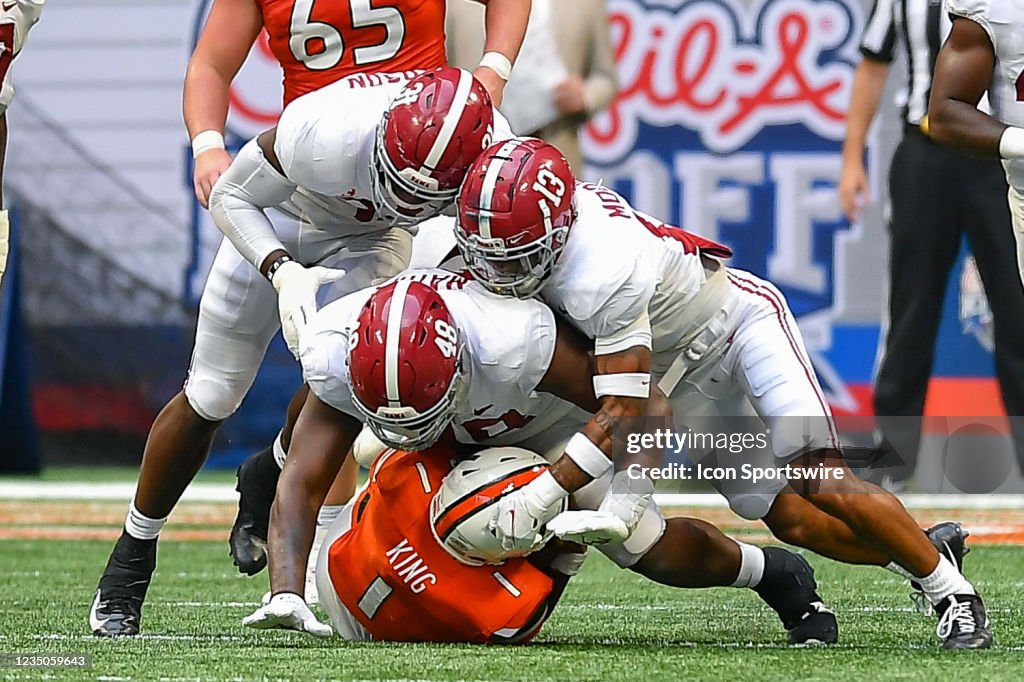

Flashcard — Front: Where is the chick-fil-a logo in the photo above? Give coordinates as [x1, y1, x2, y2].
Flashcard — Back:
[585, 0, 861, 160]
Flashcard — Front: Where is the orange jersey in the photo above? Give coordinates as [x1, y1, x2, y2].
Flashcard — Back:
[256, 0, 447, 105]
[327, 449, 555, 643]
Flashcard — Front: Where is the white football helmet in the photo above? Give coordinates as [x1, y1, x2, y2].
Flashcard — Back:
[430, 447, 565, 566]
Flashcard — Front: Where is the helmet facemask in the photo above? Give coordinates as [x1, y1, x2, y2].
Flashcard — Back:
[350, 348, 468, 452]
[456, 198, 572, 299]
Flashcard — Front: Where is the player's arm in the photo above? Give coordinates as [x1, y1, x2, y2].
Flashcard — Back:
[469, 0, 531, 107]
[245, 390, 359, 637]
[839, 0, 895, 222]
[490, 310, 660, 553]
[183, 0, 263, 207]
[208, 128, 346, 355]
[267, 391, 360, 596]
[839, 58, 889, 221]
[927, 17, 1010, 158]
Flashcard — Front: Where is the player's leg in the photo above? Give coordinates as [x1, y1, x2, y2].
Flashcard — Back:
[872, 133, 962, 486]
[962, 159, 1024, 476]
[91, 239, 281, 637]
[230, 227, 412, 573]
[230, 385, 309, 575]
[571, 465, 837, 644]
[731, 270, 991, 648]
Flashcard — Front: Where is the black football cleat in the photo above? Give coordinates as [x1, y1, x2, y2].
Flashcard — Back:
[936, 593, 993, 649]
[90, 532, 157, 637]
[911, 522, 972, 614]
[927, 521, 971, 572]
[754, 547, 838, 645]
[229, 446, 281, 575]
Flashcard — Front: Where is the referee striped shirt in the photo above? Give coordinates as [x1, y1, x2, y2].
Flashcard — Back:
[860, 0, 952, 126]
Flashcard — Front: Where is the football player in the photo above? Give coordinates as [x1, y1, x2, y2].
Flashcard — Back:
[245, 447, 583, 643]
[0, 0, 44, 286]
[454, 138, 992, 649]
[89, 68, 496, 637]
[252, 270, 838, 644]
[928, 0, 1024, 288]
[184, 0, 529, 208]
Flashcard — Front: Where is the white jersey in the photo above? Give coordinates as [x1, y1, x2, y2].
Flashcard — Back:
[299, 269, 577, 446]
[273, 72, 416, 236]
[946, 0, 1024, 192]
[274, 72, 516, 235]
[542, 183, 736, 371]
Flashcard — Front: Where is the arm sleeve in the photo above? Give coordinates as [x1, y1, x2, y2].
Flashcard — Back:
[583, 0, 619, 117]
[945, 0, 996, 45]
[860, 0, 899, 62]
[207, 138, 297, 269]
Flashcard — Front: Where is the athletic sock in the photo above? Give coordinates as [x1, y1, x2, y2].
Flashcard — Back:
[317, 504, 345, 528]
[272, 432, 287, 469]
[731, 542, 766, 588]
[885, 561, 914, 580]
[919, 556, 976, 605]
[124, 500, 167, 541]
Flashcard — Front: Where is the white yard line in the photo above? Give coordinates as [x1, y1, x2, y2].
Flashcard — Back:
[1, 481, 1022, 509]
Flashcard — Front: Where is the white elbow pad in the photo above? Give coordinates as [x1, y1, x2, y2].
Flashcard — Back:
[593, 373, 651, 399]
[208, 139, 297, 268]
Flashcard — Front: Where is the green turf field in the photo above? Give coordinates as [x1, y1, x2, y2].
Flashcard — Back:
[0, 539, 1021, 681]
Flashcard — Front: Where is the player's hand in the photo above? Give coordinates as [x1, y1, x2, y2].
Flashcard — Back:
[242, 592, 333, 637]
[553, 76, 588, 116]
[473, 66, 506, 108]
[548, 510, 629, 546]
[488, 470, 568, 554]
[838, 160, 870, 223]
[193, 147, 234, 208]
[271, 261, 347, 358]
[596, 470, 654, 536]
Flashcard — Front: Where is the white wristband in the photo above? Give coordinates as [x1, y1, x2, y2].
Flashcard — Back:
[478, 51, 513, 81]
[999, 127, 1024, 160]
[192, 130, 226, 158]
[563, 433, 612, 479]
[593, 372, 651, 399]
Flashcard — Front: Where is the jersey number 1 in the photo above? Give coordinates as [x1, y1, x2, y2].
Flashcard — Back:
[290, 0, 406, 71]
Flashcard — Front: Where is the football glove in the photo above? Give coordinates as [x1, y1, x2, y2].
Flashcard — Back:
[271, 261, 346, 358]
[242, 592, 332, 638]
[548, 510, 629, 546]
[488, 470, 568, 554]
[597, 470, 655, 535]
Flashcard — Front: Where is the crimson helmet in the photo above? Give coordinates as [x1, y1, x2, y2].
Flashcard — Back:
[455, 137, 577, 298]
[348, 279, 465, 450]
[372, 67, 495, 226]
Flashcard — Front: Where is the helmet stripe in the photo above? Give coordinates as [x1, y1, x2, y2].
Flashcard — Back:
[384, 279, 413, 408]
[433, 465, 544, 540]
[422, 68, 473, 172]
[477, 138, 525, 239]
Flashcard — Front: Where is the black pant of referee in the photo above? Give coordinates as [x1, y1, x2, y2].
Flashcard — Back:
[873, 124, 1024, 485]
